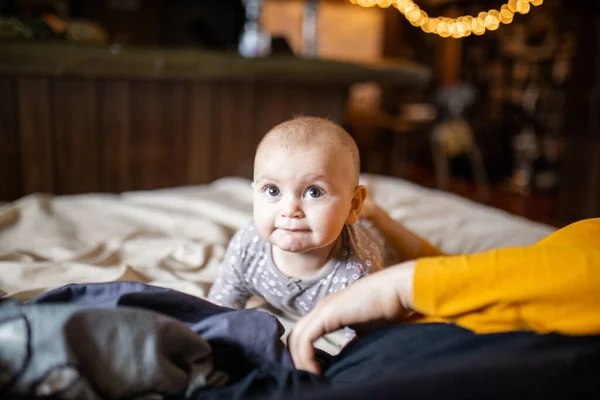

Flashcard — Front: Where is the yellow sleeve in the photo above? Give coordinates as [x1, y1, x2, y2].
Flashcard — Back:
[412, 219, 600, 336]
[533, 218, 600, 247]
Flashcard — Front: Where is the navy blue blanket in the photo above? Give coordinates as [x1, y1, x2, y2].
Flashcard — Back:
[22, 282, 600, 399]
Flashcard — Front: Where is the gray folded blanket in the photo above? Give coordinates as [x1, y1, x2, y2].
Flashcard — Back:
[0, 300, 227, 399]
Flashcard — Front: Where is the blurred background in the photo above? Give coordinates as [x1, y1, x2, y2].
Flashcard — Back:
[0, 0, 598, 227]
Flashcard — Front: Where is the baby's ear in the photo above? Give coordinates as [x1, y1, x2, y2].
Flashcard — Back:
[347, 185, 367, 224]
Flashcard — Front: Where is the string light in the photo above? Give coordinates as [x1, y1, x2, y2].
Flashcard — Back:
[350, 0, 543, 38]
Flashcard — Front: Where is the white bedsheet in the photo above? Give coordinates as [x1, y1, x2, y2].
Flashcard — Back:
[0, 174, 554, 353]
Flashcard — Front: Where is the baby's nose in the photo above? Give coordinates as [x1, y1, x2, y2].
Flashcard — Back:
[281, 198, 304, 218]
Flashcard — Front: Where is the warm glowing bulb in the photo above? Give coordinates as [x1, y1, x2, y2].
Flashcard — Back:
[518, 1, 530, 14]
[377, 0, 394, 8]
[437, 20, 451, 37]
[486, 9, 500, 29]
[451, 22, 466, 38]
[463, 15, 473, 36]
[417, 10, 428, 26]
[456, 16, 466, 32]
[359, 0, 377, 7]
[500, 5, 514, 23]
[350, 0, 542, 38]
[394, 0, 411, 10]
[508, 0, 521, 12]
[488, 10, 500, 21]
[459, 19, 470, 33]
[407, 8, 422, 21]
[471, 17, 485, 33]
[477, 11, 488, 29]
[421, 18, 434, 32]
[401, 2, 417, 14]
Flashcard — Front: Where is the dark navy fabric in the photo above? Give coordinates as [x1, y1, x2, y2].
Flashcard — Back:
[0, 300, 226, 399]
[34, 282, 295, 377]
[310, 323, 600, 399]
[31, 282, 320, 399]
[30, 282, 600, 399]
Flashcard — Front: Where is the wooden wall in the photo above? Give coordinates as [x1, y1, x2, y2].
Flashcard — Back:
[557, 10, 600, 223]
[0, 76, 347, 201]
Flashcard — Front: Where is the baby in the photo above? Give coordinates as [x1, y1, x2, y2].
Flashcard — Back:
[208, 116, 398, 316]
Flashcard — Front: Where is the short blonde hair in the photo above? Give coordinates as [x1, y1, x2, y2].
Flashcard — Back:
[255, 116, 360, 183]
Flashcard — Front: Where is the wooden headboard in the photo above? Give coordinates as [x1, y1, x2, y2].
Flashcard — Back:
[0, 43, 430, 201]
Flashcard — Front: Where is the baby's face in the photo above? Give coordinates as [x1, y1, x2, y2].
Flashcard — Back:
[253, 144, 357, 253]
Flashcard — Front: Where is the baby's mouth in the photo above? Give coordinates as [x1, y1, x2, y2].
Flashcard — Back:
[276, 227, 310, 233]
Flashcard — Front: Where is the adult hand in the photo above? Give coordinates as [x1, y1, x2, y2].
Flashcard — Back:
[288, 261, 417, 375]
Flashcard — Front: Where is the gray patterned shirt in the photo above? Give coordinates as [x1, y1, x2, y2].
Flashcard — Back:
[208, 220, 398, 317]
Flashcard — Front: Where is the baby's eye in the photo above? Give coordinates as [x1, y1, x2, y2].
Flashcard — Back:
[263, 185, 280, 197]
[304, 186, 324, 199]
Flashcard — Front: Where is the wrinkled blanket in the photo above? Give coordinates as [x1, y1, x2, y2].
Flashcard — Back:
[1, 282, 318, 399]
[0, 175, 554, 355]
[0, 299, 225, 399]
[2, 282, 599, 400]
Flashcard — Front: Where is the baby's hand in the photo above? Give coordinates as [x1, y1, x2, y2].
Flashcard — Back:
[359, 197, 383, 220]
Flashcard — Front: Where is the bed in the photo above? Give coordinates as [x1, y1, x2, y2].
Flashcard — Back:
[0, 173, 553, 298]
[1, 173, 554, 342]
[6, 173, 587, 399]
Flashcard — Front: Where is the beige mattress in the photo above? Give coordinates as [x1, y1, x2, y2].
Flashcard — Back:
[0, 174, 554, 353]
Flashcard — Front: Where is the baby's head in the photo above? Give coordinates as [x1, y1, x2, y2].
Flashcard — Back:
[252, 116, 366, 253]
